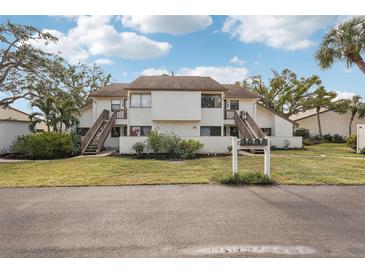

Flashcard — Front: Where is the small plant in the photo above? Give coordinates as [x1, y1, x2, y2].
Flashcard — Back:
[360, 147, 365, 155]
[132, 142, 146, 158]
[162, 132, 181, 158]
[294, 128, 310, 139]
[347, 134, 357, 151]
[146, 130, 164, 154]
[213, 172, 273, 185]
[227, 145, 232, 154]
[178, 139, 204, 159]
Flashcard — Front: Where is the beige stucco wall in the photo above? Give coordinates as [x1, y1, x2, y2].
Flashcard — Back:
[0, 120, 31, 153]
[151, 90, 201, 121]
[79, 106, 93, 128]
[255, 106, 274, 129]
[274, 115, 293, 136]
[224, 98, 257, 125]
[255, 105, 293, 137]
[295, 110, 365, 137]
[120, 136, 232, 154]
[152, 121, 200, 136]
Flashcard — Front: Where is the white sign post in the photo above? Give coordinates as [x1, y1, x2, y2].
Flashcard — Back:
[232, 137, 270, 178]
[264, 138, 271, 178]
[232, 137, 238, 175]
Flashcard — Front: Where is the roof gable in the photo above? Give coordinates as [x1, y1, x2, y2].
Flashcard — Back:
[223, 84, 259, 98]
[89, 83, 129, 97]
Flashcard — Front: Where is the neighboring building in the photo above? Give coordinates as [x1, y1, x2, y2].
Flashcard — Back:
[78, 75, 301, 154]
[0, 106, 46, 153]
[0, 106, 32, 153]
[290, 108, 365, 137]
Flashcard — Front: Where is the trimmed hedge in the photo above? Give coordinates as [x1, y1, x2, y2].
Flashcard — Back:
[9, 132, 75, 159]
[213, 172, 273, 185]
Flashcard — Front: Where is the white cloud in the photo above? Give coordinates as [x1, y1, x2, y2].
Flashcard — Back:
[32, 16, 171, 64]
[335, 91, 357, 100]
[121, 16, 212, 35]
[142, 68, 170, 76]
[222, 16, 336, 50]
[94, 58, 114, 65]
[229, 56, 245, 65]
[142, 66, 248, 83]
[179, 66, 248, 83]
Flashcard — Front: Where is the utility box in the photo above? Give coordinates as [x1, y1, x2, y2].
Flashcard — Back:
[357, 124, 365, 153]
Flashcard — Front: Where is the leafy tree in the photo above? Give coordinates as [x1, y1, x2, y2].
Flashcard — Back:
[304, 86, 337, 137]
[315, 17, 365, 75]
[238, 69, 321, 117]
[0, 21, 59, 106]
[338, 95, 365, 135]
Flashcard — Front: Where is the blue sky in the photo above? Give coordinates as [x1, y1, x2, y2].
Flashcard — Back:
[2, 15, 365, 113]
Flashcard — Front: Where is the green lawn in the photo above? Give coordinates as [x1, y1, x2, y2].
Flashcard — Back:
[1, 143, 365, 187]
[272, 143, 361, 157]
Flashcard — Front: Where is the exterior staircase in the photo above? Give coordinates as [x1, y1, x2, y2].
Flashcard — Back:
[81, 109, 123, 155]
[233, 110, 267, 153]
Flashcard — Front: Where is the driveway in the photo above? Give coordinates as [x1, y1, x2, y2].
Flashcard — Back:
[1, 185, 365, 257]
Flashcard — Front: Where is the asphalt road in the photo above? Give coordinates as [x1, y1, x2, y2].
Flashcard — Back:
[1, 184, 365, 257]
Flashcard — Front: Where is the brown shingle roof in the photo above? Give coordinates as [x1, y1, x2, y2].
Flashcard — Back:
[223, 84, 259, 98]
[127, 76, 227, 91]
[89, 83, 129, 97]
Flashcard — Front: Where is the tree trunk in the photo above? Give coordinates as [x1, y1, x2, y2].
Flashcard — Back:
[316, 107, 322, 137]
[46, 120, 50, 133]
[349, 113, 355, 136]
[352, 53, 365, 75]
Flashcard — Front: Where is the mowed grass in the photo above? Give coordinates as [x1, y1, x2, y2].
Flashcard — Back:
[1, 143, 365, 187]
[272, 143, 362, 157]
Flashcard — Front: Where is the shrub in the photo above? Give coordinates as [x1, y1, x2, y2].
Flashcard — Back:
[347, 134, 357, 151]
[178, 139, 204, 159]
[162, 132, 181, 158]
[227, 145, 232, 154]
[360, 147, 365, 155]
[303, 139, 320, 146]
[332, 134, 346, 143]
[132, 142, 146, 158]
[70, 133, 81, 156]
[214, 172, 273, 185]
[9, 132, 73, 159]
[294, 128, 310, 139]
[146, 130, 164, 154]
[322, 134, 333, 142]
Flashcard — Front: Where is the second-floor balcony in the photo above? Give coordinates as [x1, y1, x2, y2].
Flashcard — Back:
[115, 109, 127, 119]
[224, 110, 236, 119]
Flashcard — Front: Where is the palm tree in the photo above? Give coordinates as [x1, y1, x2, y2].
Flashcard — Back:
[30, 96, 56, 132]
[305, 86, 337, 137]
[341, 95, 365, 135]
[315, 17, 365, 75]
[54, 98, 79, 133]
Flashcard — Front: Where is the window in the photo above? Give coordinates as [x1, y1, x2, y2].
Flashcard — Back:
[111, 100, 121, 111]
[130, 126, 152, 136]
[230, 100, 239, 110]
[200, 126, 222, 136]
[111, 127, 121, 137]
[261, 128, 272, 136]
[201, 94, 222, 108]
[130, 94, 151, 108]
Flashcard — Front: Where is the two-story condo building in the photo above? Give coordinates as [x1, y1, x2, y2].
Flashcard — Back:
[77, 75, 301, 154]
